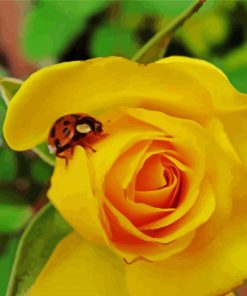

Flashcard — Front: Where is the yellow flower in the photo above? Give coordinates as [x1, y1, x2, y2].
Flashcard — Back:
[4, 56, 247, 296]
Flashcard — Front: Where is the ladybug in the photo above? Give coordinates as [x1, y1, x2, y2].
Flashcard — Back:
[48, 113, 103, 163]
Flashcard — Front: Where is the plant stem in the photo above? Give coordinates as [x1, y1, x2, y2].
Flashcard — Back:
[132, 0, 207, 63]
[32, 147, 55, 167]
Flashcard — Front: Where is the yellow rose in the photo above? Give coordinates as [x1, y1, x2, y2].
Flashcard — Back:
[4, 56, 247, 296]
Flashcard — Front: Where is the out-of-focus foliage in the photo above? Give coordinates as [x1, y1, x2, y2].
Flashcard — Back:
[30, 159, 53, 185]
[0, 79, 22, 105]
[0, 94, 6, 138]
[0, 236, 19, 296]
[175, 1, 247, 93]
[0, 76, 52, 295]
[0, 149, 17, 183]
[0, 189, 32, 234]
[6, 204, 71, 296]
[122, 0, 196, 16]
[33, 143, 55, 167]
[20, 0, 247, 92]
[91, 22, 138, 57]
[23, 0, 109, 61]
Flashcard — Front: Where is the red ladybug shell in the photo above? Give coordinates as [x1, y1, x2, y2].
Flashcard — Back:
[48, 113, 103, 160]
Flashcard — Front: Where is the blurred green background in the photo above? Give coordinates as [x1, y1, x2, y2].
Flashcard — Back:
[0, 1, 247, 295]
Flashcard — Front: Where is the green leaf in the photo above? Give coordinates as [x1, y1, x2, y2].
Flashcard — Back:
[31, 158, 53, 184]
[226, 66, 247, 93]
[216, 43, 247, 70]
[52, 0, 108, 18]
[122, 0, 195, 17]
[91, 23, 138, 58]
[0, 201, 32, 234]
[0, 95, 7, 138]
[0, 190, 32, 233]
[212, 43, 247, 93]
[132, 0, 207, 63]
[6, 203, 72, 296]
[123, 0, 218, 17]
[178, 3, 230, 57]
[0, 148, 18, 183]
[23, 0, 108, 60]
[0, 77, 22, 104]
[0, 236, 19, 296]
[32, 143, 55, 167]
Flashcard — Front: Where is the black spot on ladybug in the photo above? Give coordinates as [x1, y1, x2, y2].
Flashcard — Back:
[50, 127, 56, 138]
[63, 128, 71, 136]
[72, 133, 86, 142]
[57, 143, 70, 153]
[63, 120, 71, 125]
[55, 139, 61, 148]
[77, 116, 93, 124]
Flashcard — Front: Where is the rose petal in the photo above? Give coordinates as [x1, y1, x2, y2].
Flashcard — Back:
[103, 197, 194, 246]
[5, 56, 231, 151]
[140, 180, 215, 244]
[157, 56, 247, 164]
[157, 56, 246, 111]
[90, 112, 165, 191]
[103, 138, 152, 199]
[218, 109, 247, 164]
[125, 108, 207, 226]
[29, 232, 128, 296]
[104, 140, 175, 227]
[135, 154, 166, 191]
[105, 187, 174, 228]
[126, 209, 247, 296]
[48, 146, 103, 243]
[206, 118, 240, 164]
[102, 201, 195, 262]
[135, 175, 177, 208]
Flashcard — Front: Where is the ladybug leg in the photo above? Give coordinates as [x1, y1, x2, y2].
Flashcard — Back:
[56, 154, 69, 166]
[70, 145, 75, 157]
[56, 147, 74, 167]
[100, 132, 109, 138]
[86, 143, 97, 153]
[93, 131, 109, 139]
[82, 141, 97, 153]
[64, 147, 74, 165]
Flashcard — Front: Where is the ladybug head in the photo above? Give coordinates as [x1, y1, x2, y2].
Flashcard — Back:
[95, 121, 103, 133]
